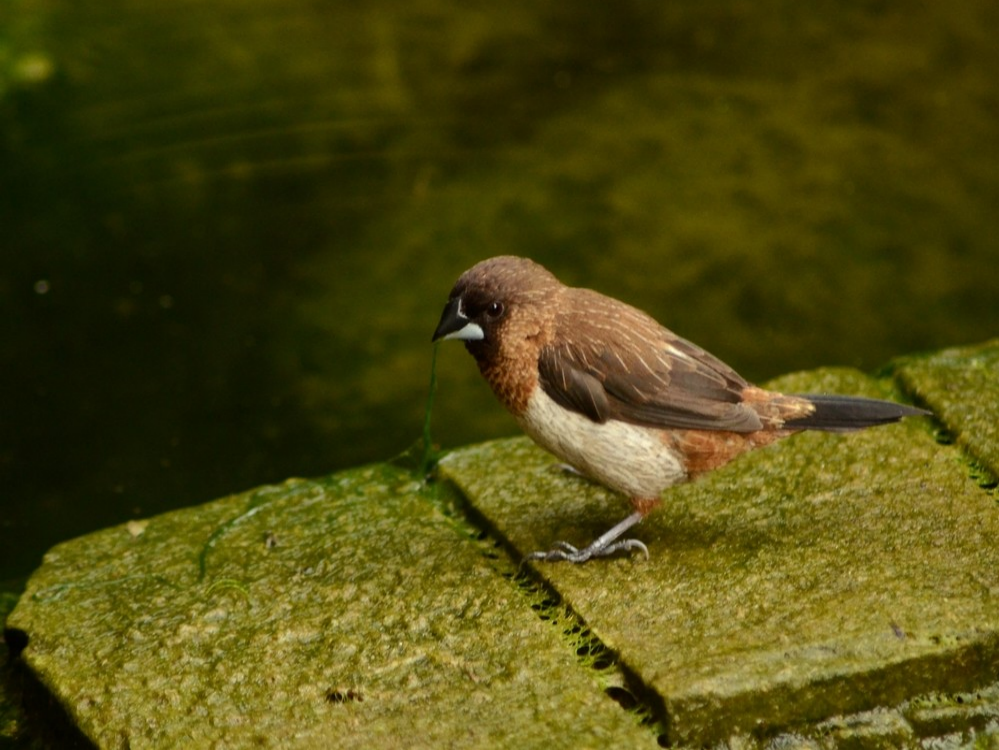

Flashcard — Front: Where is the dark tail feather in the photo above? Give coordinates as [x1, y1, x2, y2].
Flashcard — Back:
[788, 394, 929, 432]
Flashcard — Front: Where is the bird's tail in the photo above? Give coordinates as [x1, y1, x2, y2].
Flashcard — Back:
[787, 394, 929, 432]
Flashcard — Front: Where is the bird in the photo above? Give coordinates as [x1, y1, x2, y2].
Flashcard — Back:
[432, 256, 928, 564]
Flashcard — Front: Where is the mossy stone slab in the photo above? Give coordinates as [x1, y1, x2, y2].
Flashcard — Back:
[893, 338, 999, 477]
[5, 465, 651, 749]
[439, 367, 999, 746]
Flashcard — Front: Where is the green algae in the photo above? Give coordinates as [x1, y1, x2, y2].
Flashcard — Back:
[419, 343, 445, 478]
[7, 353, 999, 748]
[439, 367, 999, 745]
[7, 466, 650, 749]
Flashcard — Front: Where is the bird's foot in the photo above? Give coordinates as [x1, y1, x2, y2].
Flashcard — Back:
[524, 537, 649, 564]
[521, 510, 648, 565]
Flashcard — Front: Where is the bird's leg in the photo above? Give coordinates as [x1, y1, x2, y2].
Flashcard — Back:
[524, 511, 648, 564]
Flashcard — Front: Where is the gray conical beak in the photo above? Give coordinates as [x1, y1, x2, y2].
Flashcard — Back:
[432, 298, 485, 342]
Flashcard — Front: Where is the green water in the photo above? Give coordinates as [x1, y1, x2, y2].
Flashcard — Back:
[2, 0, 998, 582]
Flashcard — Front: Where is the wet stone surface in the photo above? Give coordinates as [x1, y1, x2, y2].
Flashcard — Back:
[5, 348, 999, 748]
[5, 467, 650, 749]
[440, 365, 999, 746]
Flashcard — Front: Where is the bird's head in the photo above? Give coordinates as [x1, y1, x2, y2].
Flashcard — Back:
[432, 256, 560, 358]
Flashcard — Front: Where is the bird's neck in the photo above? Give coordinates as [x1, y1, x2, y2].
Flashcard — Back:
[465, 339, 539, 417]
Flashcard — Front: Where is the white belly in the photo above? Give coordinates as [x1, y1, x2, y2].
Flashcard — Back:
[516, 387, 686, 499]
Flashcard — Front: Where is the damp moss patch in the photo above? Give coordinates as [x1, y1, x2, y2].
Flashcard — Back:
[438, 367, 999, 746]
[4, 466, 651, 749]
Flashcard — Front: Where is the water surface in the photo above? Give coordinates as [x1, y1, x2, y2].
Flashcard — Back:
[2, 0, 997, 580]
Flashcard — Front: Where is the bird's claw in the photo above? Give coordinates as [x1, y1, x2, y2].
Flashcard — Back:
[523, 537, 649, 565]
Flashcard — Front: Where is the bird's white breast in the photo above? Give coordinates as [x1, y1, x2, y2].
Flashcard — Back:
[516, 386, 686, 499]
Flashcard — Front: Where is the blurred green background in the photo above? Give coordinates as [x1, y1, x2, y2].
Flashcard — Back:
[2, 0, 997, 583]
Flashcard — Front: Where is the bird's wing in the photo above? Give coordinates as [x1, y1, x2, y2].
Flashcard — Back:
[537, 290, 764, 432]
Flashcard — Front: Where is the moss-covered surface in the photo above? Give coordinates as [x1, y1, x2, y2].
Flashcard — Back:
[5, 350, 999, 748]
[893, 338, 999, 480]
[4, 468, 651, 748]
[440, 366, 999, 746]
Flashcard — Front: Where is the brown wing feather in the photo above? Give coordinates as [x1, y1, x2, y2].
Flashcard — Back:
[537, 289, 764, 432]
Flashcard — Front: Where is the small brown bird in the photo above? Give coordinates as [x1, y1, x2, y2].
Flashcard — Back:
[432, 256, 927, 564]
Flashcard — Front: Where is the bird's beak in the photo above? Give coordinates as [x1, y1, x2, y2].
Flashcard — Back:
[432, 298, 485, 342]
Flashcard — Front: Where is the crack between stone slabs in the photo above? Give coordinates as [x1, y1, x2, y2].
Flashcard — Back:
[425, 474, 671, 747]
[888, 370, 999, 500]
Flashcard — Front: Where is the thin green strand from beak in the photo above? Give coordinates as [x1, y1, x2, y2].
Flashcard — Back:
[420, 342, 441, 476]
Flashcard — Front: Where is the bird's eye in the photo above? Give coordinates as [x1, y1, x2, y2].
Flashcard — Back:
[486, 301, 504, 318]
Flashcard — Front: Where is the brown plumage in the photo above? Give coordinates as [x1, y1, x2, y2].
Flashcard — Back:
[433, 256, 928, 564]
